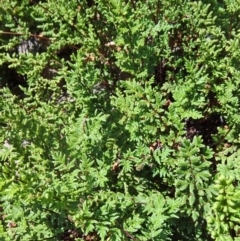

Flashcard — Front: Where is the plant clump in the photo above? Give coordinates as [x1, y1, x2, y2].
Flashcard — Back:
[1, 1, 240, 241]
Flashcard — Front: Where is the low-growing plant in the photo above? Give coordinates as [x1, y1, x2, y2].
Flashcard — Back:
[1, 0, 240, 240]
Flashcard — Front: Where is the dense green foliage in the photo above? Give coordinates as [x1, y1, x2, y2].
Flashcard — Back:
[1, 0, 240, 240]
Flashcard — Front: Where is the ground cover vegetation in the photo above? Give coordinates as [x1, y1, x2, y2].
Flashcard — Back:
[0, 0, 240, 240]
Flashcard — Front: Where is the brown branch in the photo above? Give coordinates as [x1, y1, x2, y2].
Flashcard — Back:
[0, 31, 51, 41]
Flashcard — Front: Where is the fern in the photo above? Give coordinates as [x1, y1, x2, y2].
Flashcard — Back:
[1, 0, 240, 240]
